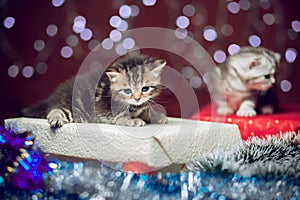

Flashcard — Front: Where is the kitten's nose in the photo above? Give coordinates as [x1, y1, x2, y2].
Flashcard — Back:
[133, 93, 141, 101]
[134, 97, 141, 101]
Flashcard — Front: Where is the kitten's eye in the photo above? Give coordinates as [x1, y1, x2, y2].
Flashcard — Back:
[123, 89, 132, 94]
[264, 74, 271, 79]
[141, 86, 150, 92]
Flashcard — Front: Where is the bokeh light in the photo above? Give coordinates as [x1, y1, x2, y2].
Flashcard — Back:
[287, 29, 298, 41]
[248, 35, 261, 47]
[3, 17, 15, 29]
[22, 66, 34, 78]
[102, 38, 114, 50]
[291, 20, 300, 32]
[119, 5, 132, 19]
[203, 26, 217, 42]
[66, 35, 79, 47]
[51, 0, 65, 7]
[109, 15, 122, 28]
[193, 46, 204, 58]
[280, 80, 292, 92]
[8, 65, 19, 78]
[202, 72, 210, 84]
[181, 66, 194, 79]
[88, 39, 100, 51]
[80, 28, 93, 41]
[109, 29, 122, 42]
[285, 48, 298, 63]
[130, 5, 140, 17]
[175, 28, 188, 39]
[142, 0, 157, 6]
[172, 41, 186, 53]
[46, 24, 58, 37]
[221, 24, 234, 36]
[213, 50, 227, 63]
[228, 44, 241, 55]
[117, 20, 128, 32]
[183, 4, 196, 17]
[90, 61, 102, 71]
[263, 13, 275, 25]
[176, 16, 190, 29]
[115, 43, 127, 56]
[33, 39, 45, 52]
[190, 76, 202, 89]
[73, 16, 86, 34]
[36, 62, 48, 75]
[122, 38, 135, 50]
[227, 2, 240, 14]
[259, 0, 271, 10]
[239, 0, 251, 11]
[60, 46, 73, 58]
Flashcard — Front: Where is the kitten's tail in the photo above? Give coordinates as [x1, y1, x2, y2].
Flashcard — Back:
[19, 101, 48, 118]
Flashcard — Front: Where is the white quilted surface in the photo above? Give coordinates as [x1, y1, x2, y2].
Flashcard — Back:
[5, 117, 242, 169]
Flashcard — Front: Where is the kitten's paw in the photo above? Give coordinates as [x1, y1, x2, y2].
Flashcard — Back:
[217, 107, 234, 115]
[47, 108, 72, 128]
[116, 118, 146, 127]
[156, 115, 168, 124]
[236, 107, 257, 117]
[150, 113, 168, 124]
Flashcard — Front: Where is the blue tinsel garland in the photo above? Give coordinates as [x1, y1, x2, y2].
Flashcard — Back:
[0, 126, 299, 199]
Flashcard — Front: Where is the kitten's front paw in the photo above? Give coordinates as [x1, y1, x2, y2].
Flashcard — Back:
[236, 107, 256, 117]
[116, 118, 146, 127]
[217, 106, 234, 115]
[47, 108, 72, 128]
[150, 113, 168, 124]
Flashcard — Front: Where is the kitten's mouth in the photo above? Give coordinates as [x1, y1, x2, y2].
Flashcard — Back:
[131, 101, 145, 106]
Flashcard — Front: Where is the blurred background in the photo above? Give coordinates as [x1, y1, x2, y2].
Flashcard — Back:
[0, 0, 299, 124]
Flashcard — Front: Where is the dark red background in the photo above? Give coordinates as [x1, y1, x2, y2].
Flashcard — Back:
[0, 0, 299, 125]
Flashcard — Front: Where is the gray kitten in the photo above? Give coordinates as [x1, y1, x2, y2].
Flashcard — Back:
[208, 46, 281, 116]
[21, 54, 168, 127]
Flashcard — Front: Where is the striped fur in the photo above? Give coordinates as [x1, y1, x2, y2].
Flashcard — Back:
[21, 54, 168, 127]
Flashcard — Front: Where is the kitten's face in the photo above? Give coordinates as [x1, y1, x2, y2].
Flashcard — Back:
[231, 53, 280, 91]
[106, 60, 166, 106]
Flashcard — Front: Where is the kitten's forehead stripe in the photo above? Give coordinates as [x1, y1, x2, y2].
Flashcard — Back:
[126, 65, 131, 84]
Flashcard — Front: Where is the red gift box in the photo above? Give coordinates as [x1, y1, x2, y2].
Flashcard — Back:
[191, 104, 300, 140]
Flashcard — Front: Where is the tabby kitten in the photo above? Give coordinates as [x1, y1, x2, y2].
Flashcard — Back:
[21, 54, 168, 127]
[208, 46, 281, 116]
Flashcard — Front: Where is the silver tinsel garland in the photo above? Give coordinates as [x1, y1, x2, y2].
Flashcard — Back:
[1, 132, 299, 199]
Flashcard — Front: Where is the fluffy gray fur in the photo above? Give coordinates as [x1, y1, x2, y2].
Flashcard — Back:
[21, 54, 168, 128]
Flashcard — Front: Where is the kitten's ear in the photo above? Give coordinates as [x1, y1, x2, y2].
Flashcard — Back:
[151, 60, 166, 77]
[106, 72, 121, 82]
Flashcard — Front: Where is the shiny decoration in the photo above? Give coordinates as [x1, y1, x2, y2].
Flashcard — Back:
[0, 127, 56, 191]
[1, 146, 299, 199]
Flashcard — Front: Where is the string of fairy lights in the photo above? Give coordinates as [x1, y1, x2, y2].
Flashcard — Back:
[1, 0, 299, 93]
